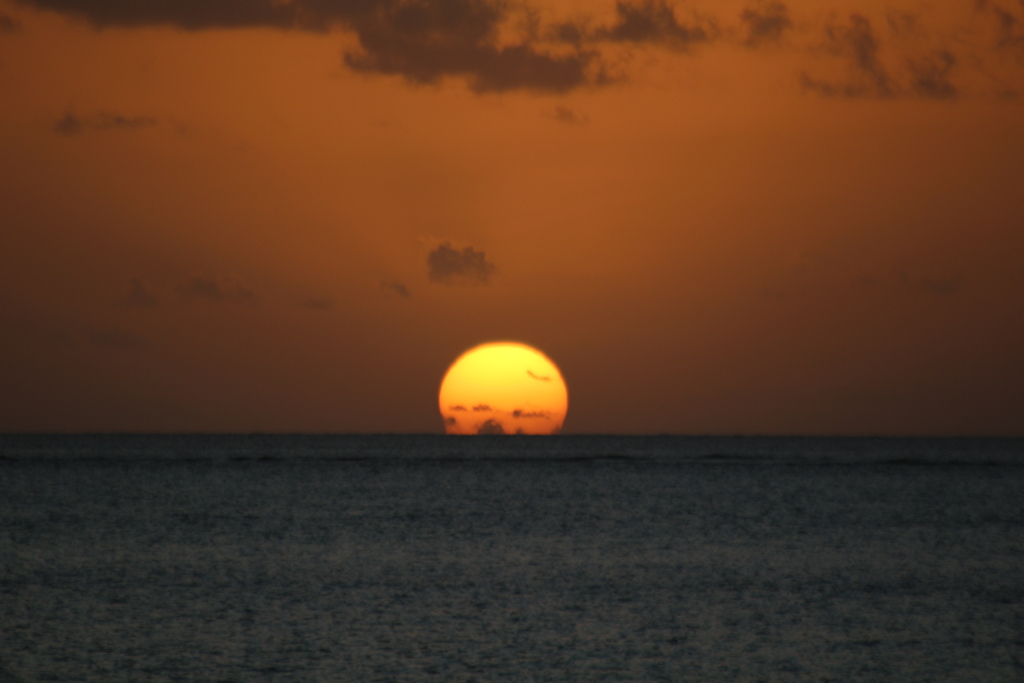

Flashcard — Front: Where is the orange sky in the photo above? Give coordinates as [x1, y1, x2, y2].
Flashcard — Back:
[1, 0, 1022, 434]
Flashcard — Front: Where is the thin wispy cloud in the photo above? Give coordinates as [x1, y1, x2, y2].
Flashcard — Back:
[548, 106, 589, 125]
[120, 278, 159, 308]
[175, 276, 259, 304]
[53, 109, 158, 136]
[0, 13, 20, 32]
[512, 409, 549, 418]
[740, 1, 791, 47]
[380, 281, 411, 298]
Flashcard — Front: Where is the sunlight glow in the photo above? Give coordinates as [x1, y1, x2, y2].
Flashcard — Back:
[439, 342, 568, 435]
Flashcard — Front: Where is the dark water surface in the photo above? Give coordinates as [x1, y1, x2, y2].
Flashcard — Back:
[2, 435, 1022, 681]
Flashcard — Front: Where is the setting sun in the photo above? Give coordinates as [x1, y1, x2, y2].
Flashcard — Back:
[439, 342, 568, 435]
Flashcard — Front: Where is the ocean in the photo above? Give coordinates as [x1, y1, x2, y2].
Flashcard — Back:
[1, 435, 1022, 681]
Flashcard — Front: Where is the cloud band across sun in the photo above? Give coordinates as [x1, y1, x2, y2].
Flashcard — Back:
[439, 342, 568, 435]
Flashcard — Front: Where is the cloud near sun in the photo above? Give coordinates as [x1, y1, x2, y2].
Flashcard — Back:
[15, 0, 1024, 97]
[439, 343, 568, 435]
[428, 242, 495, 286]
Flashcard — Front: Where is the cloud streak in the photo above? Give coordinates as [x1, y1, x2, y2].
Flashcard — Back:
[53, 109, 158, 136]
[380, 281, 411, 298]
[548, 106, 589, 125]
[512, 409, 549, 418]
[175, 276, 259, 304]
[121, 278, 159, 308]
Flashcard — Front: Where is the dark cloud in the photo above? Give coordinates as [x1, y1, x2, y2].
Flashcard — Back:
[979, 0, 1024, 57]
[427, 241, 495, 285]
[0, 13, 21, 32]
[740, 1, 791, 47]
[16, 0, 302, 30]
[801, 14, 961, 100]
[476, 418, 505, 434]
[20, 0, 603, 92]
[512, 409, 549, 418]
[175, 277, 259, 304]
[53, 109, 157, 136]
[343, 0, 600, 93]
[380, 281, 411, 298]
[449, 405, 467, 411]
[548, 105, 588, 124]
[799, 72, 861, 98]
[443, 416, 457, 426]
[93, 112, 158, 130]
[526, 370, 550, 381]
[53, 111, 83, 136]
[801, 14, 891, 98]
[20, 0, 992, 99]
[908, 50, 957, 99]
[827, 13, 891, 95]
[90, 327, 149, 350]
[472, 404, 491, 411]
[121, 278, 159, 308]
[595, 0, 712, 49]
[548, 20, 585, 45]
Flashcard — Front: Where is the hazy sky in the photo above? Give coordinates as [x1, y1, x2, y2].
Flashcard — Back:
[1, 0, 1022, 434]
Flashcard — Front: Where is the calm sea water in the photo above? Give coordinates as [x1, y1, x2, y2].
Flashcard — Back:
[2, 435, 1022, 681]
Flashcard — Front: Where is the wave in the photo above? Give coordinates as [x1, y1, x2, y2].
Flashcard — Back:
[1, 434, 1022, 467]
